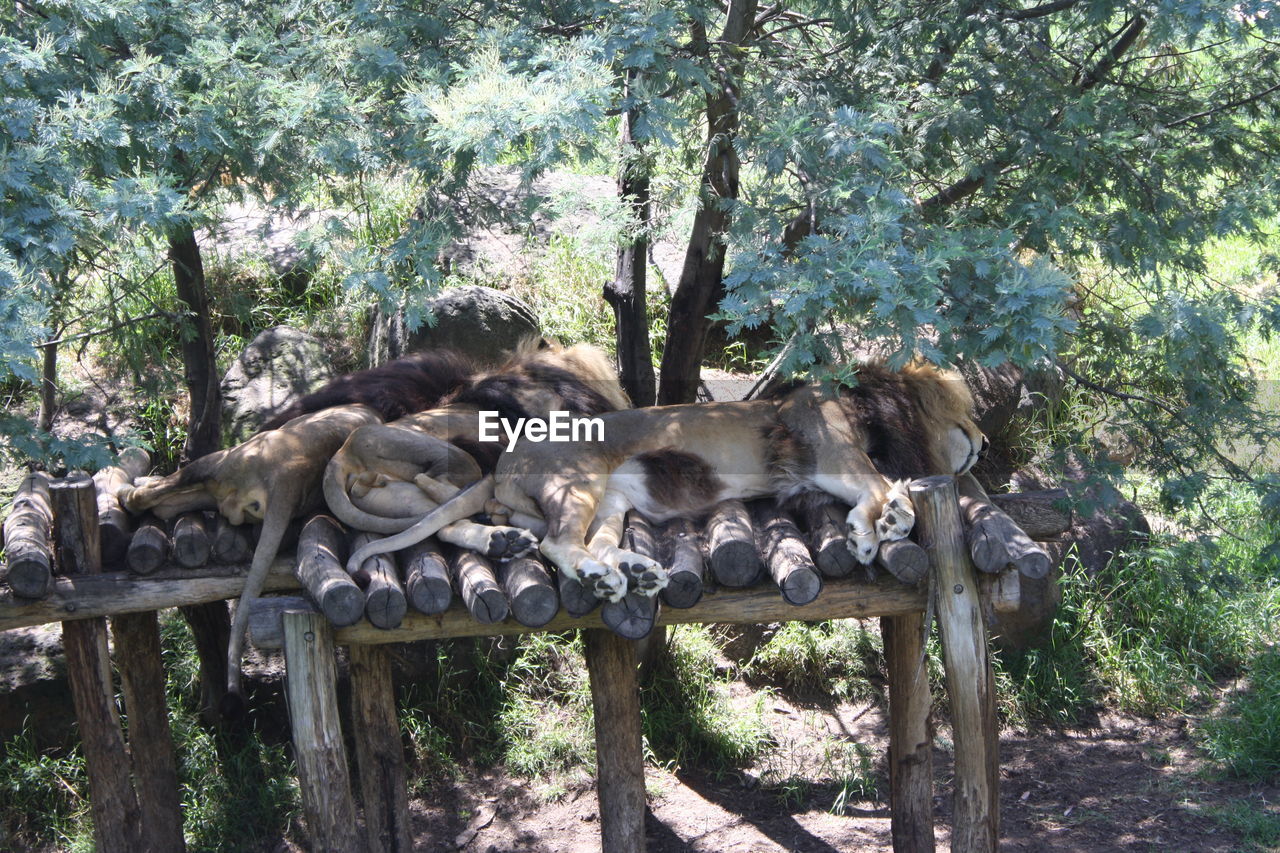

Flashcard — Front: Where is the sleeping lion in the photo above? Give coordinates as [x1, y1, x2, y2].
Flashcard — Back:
[348, 361, 988, 602]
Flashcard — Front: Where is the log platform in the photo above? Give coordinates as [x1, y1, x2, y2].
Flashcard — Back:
[1, 471, 1071, 853]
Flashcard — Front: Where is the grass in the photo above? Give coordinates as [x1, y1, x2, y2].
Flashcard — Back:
[745, 620, 885, 704]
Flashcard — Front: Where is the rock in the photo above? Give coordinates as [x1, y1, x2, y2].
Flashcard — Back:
[221, 326, 333, 442]
[369, 286, 540, 367]
[962, 360, 1065, 491]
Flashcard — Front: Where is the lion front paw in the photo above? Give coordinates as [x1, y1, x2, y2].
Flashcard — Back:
[846, 527, 879, 565]
[875, 482, 915, 542]
[483, 526, 539, 560]
[578, 559, 629, 603]
[615, 550, 668, 597]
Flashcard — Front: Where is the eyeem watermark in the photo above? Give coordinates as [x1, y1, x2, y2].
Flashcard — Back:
[478, 411, 605, 452]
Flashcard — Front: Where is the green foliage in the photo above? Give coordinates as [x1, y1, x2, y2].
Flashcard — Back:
[999, 485, 1280, 726]
[1201, 647, 1280, 784]
[0, 731, 92, 851]
[745, 620, 884, 703]
[642, 626, 772, 771]
[1205, 798, 1280, 852]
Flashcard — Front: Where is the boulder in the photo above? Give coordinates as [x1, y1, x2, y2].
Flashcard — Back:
[221, 326, 332, 442]
[368, 285, 540, 367]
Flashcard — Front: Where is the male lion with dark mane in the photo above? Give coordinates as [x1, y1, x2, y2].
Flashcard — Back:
[349, 361, 987, 603]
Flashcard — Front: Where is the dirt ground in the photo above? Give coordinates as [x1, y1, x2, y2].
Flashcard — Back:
[389, 705, 1278, 853]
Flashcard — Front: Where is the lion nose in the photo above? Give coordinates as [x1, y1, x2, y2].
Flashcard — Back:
[979, 436, 990, 458]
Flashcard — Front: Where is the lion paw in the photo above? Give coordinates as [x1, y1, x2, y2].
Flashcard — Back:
[614, 550, 668, 597]
[483, 526, 538, 559]
[875, 483, 915, 541]
[846, 528, 879, 565]
[578, 559, 628, 603]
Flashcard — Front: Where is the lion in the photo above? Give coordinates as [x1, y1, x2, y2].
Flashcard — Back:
[346, 361, 987, 602]
[118, 403, 383, 710]
[320, 338, 630, 557]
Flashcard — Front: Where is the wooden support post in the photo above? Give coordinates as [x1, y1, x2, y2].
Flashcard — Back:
[3, 472, 54, 598]
[911, 476, 999, 853]
[112, 610, 187, 852]
[51, 476, 145, 852]
[282, 610, 360, 853]
[882, 612, 935, 853]
[583, 629, 645, 853]
[348, 644, 412, 853]
[295, 516, 364, 627]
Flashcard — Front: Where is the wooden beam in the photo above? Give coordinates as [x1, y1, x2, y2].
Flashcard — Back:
[583, 630, 645, 853]
[111, 610, 186, 852]
[0, 560, 298, 632]
[348, 644, 412, 853]
[282, 610, 360, 852]
[247, 575, 928, 648]
[882, 612, 935, 852]
[295, 515, 364, 628]
[911, 476, 999, 853]
[52, 476, 145, 852]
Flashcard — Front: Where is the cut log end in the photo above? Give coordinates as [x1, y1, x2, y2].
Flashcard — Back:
[601, 593, 658, 640]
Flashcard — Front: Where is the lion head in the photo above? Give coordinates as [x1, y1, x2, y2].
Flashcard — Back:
[897, 361, 987, 476]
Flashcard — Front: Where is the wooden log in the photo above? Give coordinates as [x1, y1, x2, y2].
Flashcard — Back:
[92, 448, 148, 567]
[660, 518, 705, 609]
[583, 629, 645, 853]
[111, 611, 186, 853]
[126, 516, 170, 575]
[601, 592, 658, 640]
[958, 474, 1052, 578]
[294, 516, 364, 627]
[350, 533, 408, 630]
[705, 499, 762, 587]
[0, 559, 298, 632]
[498, 555, 559, 628]
[753, 503, 822, 606]
[882, 612, 935, 853]
[911, 476, 999, 853]
[242, 576, 927, 649]
[52, 476, 145, 851]
[211, 515, 254, 564]
[977, 567, 1021, 613]
[3, 472, 55, 598]
[802, 502, 859, 579]
[399, 538, 452, 616]
[171, 511, 212, 568]
[876, 538, 930, 585]
[989, 489, 1071, 540]
[282, 610, 361, 852]
[557, 568, 600, 617]
[450, 549, 508, 624]
[348, 644, 412, 853]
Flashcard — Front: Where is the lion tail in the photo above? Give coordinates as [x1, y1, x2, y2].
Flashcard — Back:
[344, 477, 495, 573]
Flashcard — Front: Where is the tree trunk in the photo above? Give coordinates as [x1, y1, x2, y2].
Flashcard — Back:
[657, 1, 758, 405]
[169, 223, 221, 462]
[169, 222, 233, 720]
[605, 70, 657, 408]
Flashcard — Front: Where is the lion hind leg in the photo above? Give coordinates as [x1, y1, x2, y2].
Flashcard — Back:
[535, 480, 628, 603]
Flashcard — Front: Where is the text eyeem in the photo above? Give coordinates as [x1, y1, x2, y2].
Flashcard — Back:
[477, 411, 605, 451]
